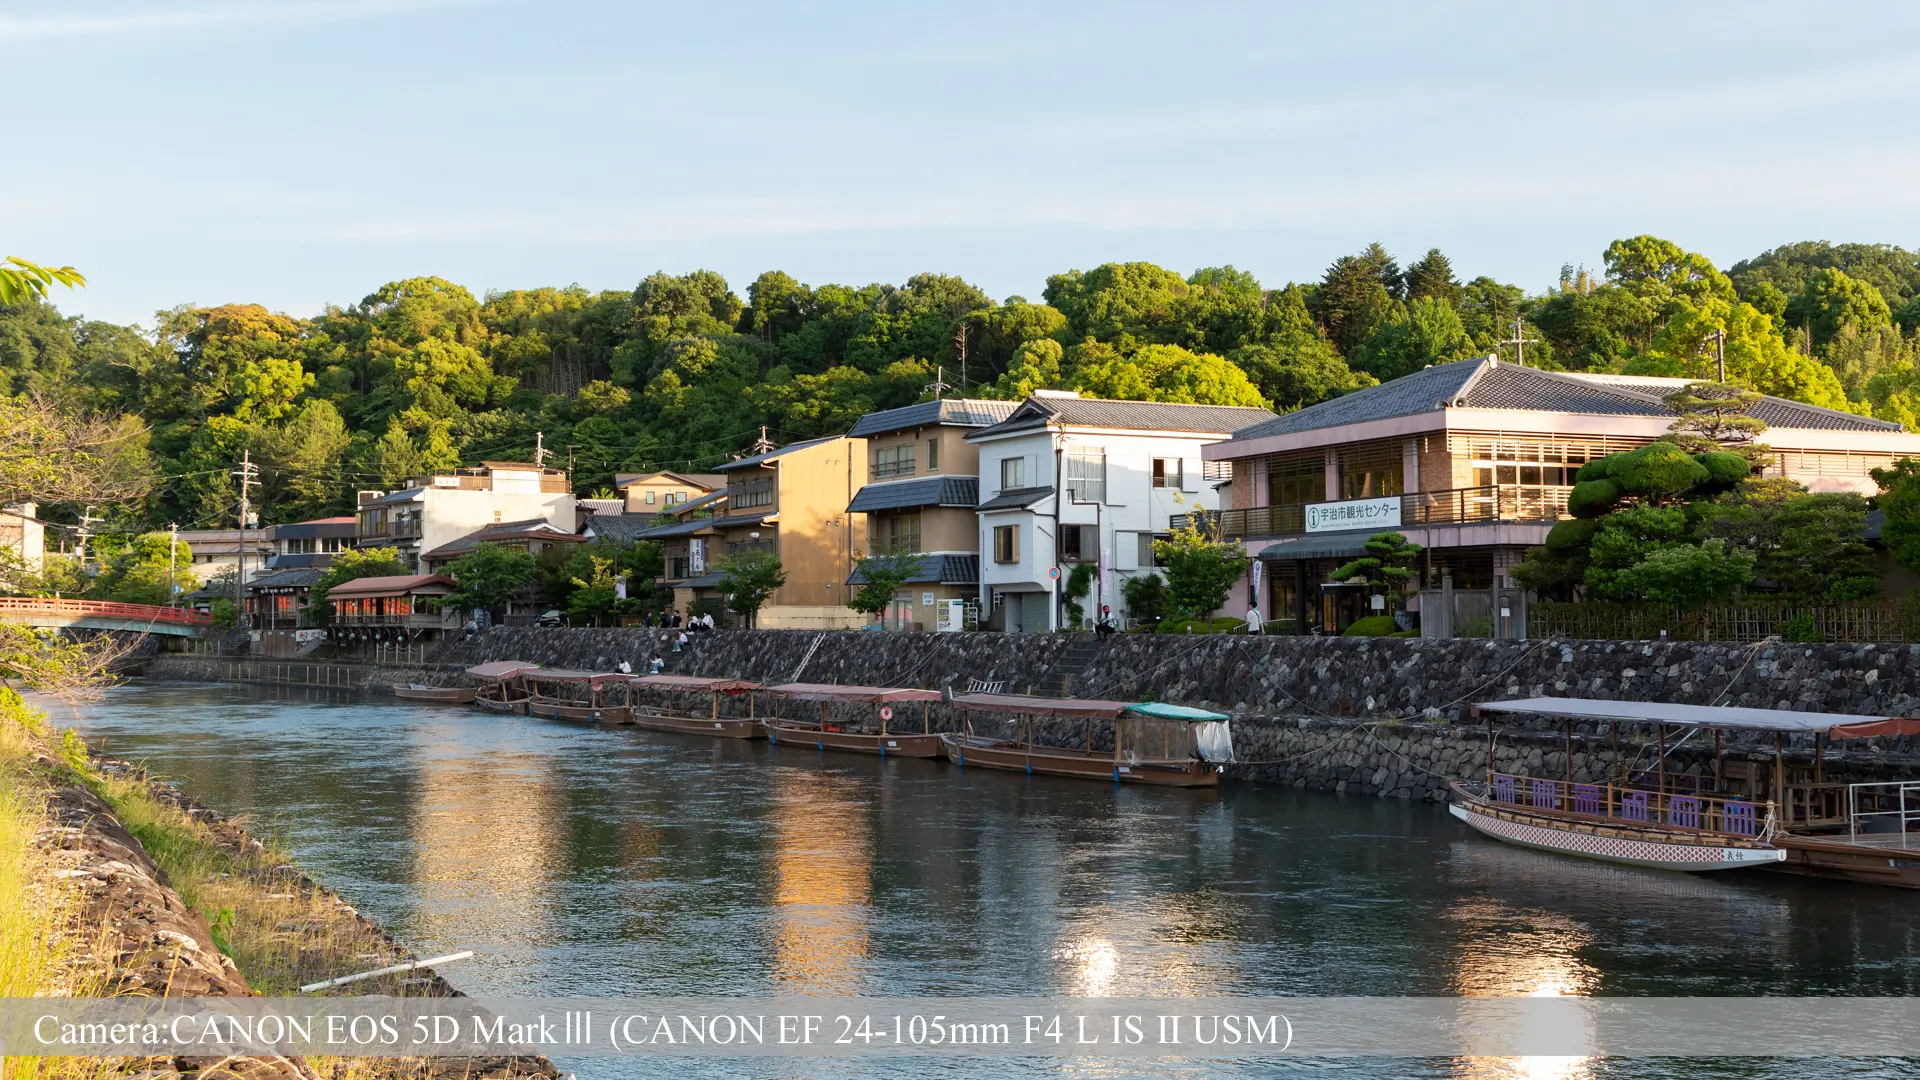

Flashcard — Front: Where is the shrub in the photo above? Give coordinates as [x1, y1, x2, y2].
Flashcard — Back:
[1543, 518, 1601, 551]
[1780, 614, 1824, 643]
[1694, 451, 1751, 492]
[1567, 479, 1622, 518]
[1609, 442, 1710, 501]
[1342, 615, 1399, 636]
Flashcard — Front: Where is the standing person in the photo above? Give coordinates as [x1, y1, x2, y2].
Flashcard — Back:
[1245, 604, 1263, 635]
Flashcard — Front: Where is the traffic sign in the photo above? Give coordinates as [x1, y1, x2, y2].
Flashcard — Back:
[1047, 566, 1060, 581]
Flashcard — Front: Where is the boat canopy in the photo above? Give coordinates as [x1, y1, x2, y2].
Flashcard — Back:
[465, 660, 538, 681]
[629, 674, 762, 693]
[953, 693, 1131, 718]
[1474, 696, 1920, 740]
[764, 682, 942, 703]
[524, 667, 623, 688]
[1122, 702, 1230, 722]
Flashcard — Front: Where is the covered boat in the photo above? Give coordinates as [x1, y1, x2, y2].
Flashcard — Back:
[391, 683, 475, 704]
[523, 668, 632, 723]
[942, 694, 1233, 787]
[761, 683, 945, 757]
[626, 674, 764, 738]
[1455, 697, 1920, 880]
[466, 660, 537, 714]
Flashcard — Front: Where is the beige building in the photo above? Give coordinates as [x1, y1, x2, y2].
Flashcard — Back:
[843, 399, 1018, 629]
[355, 462, 576, 574]
[643, 436, 868, 628]
[614, 470, 727, 517]
[0, 502, 46, 577]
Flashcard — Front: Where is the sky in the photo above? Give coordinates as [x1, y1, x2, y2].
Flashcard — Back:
[8, 0, 1920, 327]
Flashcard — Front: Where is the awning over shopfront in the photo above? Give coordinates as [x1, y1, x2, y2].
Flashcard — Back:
[1257, 530, 1378, 561]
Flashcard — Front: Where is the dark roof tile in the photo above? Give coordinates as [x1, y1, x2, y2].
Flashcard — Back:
[848, 399, 1021, 437]
[846, 476, 978, 512]
[969, 396, 1274, 440]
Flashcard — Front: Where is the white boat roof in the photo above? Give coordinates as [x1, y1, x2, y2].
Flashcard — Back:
[1474, 696, 1920, 739]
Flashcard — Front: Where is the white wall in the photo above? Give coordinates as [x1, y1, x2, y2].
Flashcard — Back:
[420, 489, 578, 561]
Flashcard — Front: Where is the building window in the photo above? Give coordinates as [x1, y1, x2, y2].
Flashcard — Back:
[993, 525, 1019, 563]
[670, 491, 686, 505]
[879, 513, 922, 554]
[645, 490, 656, 505]
[1059, 524, 1096, 563]
[1267, 450, 1326, 506]
[492, 510, 503, 523]
[875, 445, 916, 479]
[1065, 449, 1106, 502]
[1000, 456, 1025, 490]
[322, 537, 344, 553]
[1152, 458, 1182, 489]
[730, 476, 774, 509]
[927, 439, 939, 472]
[1136, 532, 1170, 568]
[1338, 441, 1403, 500]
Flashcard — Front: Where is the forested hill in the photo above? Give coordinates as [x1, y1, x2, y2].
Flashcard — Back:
[5, 235, 1920, 534]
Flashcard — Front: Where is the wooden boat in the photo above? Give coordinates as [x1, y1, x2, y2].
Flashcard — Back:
[391, 683, 476, 704]
[466, 661, 536, 715]
[524, 668, 632, 723]
[1459, 697, 1920, 883]
[626, 674, 764, 738]
[941, 693, 1232, 787]
[761, 683, 945, 757]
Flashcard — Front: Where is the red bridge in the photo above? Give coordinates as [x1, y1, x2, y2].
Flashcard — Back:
[0, 598, 212, 637]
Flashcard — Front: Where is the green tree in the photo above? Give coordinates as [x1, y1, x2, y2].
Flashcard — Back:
[1120, 572, 1172, 626]
[1702, 484, 1876, 602]
[444, 543, 538, 620]
[87, 532, 193, 606]
[986, 338, 1067, 399]
[1355, 296, 1478, 382]
[1228, 286, 1374, 410]
[1631, 298, 1849, 410]
[1787, 267, 1894, 353]
[307, 549, 409, 625]
[848, 550, 924, 624]
[0, 257, 84, 306]
[1662, 382, 1768, 461]
[717, 549, 787, 628]
[1070, 343, 1266, 406]
[1329, 531, 1424, 611]
[1315, 243, 1402, 356]
[1153, 518, 1248, 617]
[567, 553, 619, 626]
[1609, 540, 1756, 607]
[1871, 458, 1920, 574]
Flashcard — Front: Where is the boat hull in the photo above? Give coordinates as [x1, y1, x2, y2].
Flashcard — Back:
[472, 696, 529, 715]
[528, 699, 629, 724]
[1768, 834, 1920, 889]
[764, 720, 943, 758]
[391, 686, 475, 704]
[941, 736, 1219, 787]
[628, 707, 764, 739]
[1447, 798, 1783, 872]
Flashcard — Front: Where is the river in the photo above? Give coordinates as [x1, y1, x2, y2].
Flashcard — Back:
[62, 681, 1920, 1079]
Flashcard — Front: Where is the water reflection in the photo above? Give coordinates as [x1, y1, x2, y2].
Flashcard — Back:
[768, 769, 873, 992]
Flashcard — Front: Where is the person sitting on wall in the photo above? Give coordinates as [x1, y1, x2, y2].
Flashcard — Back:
[1095, 605, 1116, 641]
[617, 660, 632, 674]
[648, 655, 665, 674]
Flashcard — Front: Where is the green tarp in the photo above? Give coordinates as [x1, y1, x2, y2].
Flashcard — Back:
[1122, 702, 1230, 722]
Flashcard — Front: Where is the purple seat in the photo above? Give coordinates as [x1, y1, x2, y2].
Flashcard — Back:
[1493, 775, 1518, 803]
[1572, 784, 1602, 815]
[1724, 800, 1756, 835]
[1530, 779, 1559, 810]
[1669, 796, 1701, 829]
[1621, 791, 1650, 822]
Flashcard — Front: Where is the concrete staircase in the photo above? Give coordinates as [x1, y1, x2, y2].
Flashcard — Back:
[1035, 634, 1105, 697]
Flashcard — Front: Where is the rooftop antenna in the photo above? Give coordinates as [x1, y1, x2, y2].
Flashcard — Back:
[1496, 317, 1540, 367]
[924, 364, 954, 400]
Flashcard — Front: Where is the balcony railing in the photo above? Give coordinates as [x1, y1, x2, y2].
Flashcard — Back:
[1176, 485, 1571, 541]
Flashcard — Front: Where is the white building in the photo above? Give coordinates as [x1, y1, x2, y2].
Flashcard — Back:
[355, 462, 576, 573]
[0, 502, 45, 575]
[966, 392, 1275, 632]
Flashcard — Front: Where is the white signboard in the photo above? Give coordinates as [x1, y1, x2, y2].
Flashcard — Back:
[1305, 497, 1400, 533]
[689, 538, 706, 575]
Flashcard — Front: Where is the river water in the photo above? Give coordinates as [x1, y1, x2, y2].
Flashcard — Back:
[61, 681, 1920, 1079]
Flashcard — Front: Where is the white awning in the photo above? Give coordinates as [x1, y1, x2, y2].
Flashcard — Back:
[1473, 696, 1920, 740]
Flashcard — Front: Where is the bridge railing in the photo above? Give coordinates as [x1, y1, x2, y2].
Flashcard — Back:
[0, 597, 213, 627]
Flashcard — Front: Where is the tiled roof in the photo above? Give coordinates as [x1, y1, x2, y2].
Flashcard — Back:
[846, 476, 979, 513]
[327, 574, 453, 598]
[245, 567, 326, 591]
[614, 470, 728, 490]
[846, 553, 979, 586]
[583, 515, 662, 544]
[714, 436, 841, 472]
[664, 489, 727, 516]
[847, 398, 1021, 437]
[968, 395, 1275, 441]
[273, 518, 357, 539]
[677, 571, 726, 589]
[1228, 357, 1902, 442]
[1228, 358, 1487, 440]
[638, 517, 719, 540]
[424, 520, 577, 560]
[977, 485, 1054, 511]
[578, 498, 625, 516]
[358, 488, 424, 509]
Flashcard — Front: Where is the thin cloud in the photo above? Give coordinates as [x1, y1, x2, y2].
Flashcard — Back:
[0, 0, 488, 42]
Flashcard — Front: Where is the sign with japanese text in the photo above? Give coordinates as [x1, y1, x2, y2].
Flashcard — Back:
[1304, 497, 1400, 534]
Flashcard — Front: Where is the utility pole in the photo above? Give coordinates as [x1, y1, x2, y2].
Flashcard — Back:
[750, 426, 776, 454]
[924, 365, 953, 400]
[533, 432, 548, 467]
[1496, 317, 1540, 368]
[233, 450, 259, 626]
[1711, 328, 1727, 382]
[73, 505, 101, 571]
[168, 522, 179, 608]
